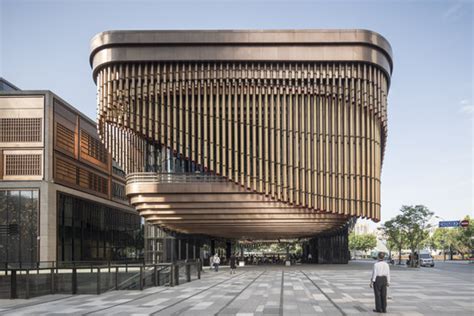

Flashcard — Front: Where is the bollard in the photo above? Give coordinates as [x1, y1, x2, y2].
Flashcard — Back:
[174, 264, 180, 286]
[115, 266, 119, 290]
[153, 265, 158, 286]
[186, 264, 191, 282]
[72, 267, 77, 294]
[197, 262, 201, 279]
[170, 264, 175, 287]
[50, 268, 55, 294]
[25, 269, 30, 299]
[139, 266, 143, 290]
[10, 269, 17, 299]
[97, 267, 101, 295]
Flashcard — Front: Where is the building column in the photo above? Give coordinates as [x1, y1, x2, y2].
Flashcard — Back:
[210, 239, 215, 256]
[226, 241, 232, 259]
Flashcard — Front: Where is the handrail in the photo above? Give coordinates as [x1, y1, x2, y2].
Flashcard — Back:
[126, 172, 226, 184]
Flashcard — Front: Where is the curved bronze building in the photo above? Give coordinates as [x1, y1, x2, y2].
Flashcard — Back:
[89, 30, 392, 246]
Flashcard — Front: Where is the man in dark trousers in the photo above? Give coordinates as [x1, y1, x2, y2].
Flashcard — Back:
[370, 252, 390, 313]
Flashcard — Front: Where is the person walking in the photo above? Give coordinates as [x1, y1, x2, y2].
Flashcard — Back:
[307, 253, 313, 263]
[213, 254, 220, 272]
[209, 254, 214, 270]
[230, 254, 237, 274]
[370, 252, 390, 313]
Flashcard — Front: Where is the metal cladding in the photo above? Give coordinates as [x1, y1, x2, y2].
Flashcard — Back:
[90, 30, 393, 239]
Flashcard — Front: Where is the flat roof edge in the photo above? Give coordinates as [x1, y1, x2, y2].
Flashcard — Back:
[89, 29, 393, 74]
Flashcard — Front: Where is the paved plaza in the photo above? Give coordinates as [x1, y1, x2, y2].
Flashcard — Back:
[0, 261, 472, 316]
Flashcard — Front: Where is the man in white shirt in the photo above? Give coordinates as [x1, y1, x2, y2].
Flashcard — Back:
[370, 252, 390, 313]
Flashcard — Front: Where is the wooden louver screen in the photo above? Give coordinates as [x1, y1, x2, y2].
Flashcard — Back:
[96, 62, 389, 221]
[0, 118, 42, 143]
[80, 130, 108, 164]
[5, 154, 42, 176]
[56, 123, 75, 154]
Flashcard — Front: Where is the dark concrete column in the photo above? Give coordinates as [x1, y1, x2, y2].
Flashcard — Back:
[185, 239, 189, 260]
[210, 239, 216, 256]
[166, 238, 177, 263]
[226, 241, 232, 260]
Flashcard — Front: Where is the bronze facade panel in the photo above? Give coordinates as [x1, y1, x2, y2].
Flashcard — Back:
[90, 30, 393, 239]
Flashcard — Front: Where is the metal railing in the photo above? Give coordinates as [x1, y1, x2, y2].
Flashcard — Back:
[0, 259, 202, 299]
[1, 259, 144, 271]
[126, 172, 226, 184]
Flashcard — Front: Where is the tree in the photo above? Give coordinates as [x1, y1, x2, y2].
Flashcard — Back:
[349, 233, 377, 255]
[397, 205, 434, 267]
[379, 215, 407, 264]
[451, 216, 473, 259]
[430, 227, 454, 259]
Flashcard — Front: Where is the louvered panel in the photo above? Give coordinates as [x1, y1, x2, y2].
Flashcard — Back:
[95, 60, 390, 222]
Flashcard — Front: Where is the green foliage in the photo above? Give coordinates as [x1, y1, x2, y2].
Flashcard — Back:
[430, 226, 454, 250]
[380, 205, 433, 266]
[429, 215, 472, 259]
[449, 216, 473, 258]
[349, 232, 377, 252]
[379, 215, 406, 253]
[241, 242, 302, 255]
[397, 205, 433, 257]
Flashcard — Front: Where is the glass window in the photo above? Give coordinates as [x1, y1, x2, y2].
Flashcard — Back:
[57, 193, 142, 262]
[0, 190, 39, 263]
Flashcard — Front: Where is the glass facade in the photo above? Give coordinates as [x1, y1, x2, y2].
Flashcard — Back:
[0, 190, 39, 263]
[57, 193, 142, 262]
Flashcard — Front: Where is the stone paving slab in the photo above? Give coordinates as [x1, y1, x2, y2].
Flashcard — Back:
[0, 262, 472, 315]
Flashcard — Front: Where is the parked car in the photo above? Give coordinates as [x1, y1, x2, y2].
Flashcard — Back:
[419, 253, 435, 267]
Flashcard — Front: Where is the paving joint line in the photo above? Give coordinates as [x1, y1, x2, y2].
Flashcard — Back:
[300, 270, 347, 316]
[279, 270, 284, 316]
[150, 271, 249, 315]
[0, 295, 75, 314]
[214, 270, 267, 316]
[82, 270, 230, 315]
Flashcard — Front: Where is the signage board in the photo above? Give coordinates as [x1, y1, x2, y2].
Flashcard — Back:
[439, 221, 460, 228]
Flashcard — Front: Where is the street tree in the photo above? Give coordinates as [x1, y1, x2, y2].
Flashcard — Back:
[397, 205, 434, 267]
[379, 215, 406, 264]
[429, 216, 472, 260]
[430, 227, 455, 259]
[349, 233, 377, 256]
[451, 216, 473, 259]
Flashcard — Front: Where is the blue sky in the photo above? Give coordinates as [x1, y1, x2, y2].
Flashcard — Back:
[1, 0, 472, 223]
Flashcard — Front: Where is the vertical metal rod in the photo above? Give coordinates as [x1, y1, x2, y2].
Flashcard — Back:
[72, 267, 77, 295]
[186, 263, 191, 282]
[25, 269, 30, 299]
[170, 264, 175, 287]
[115, 266, 119, 290]
[10, 269, 17, 299]
[139, 266, 143, 290]
[50, 268, 55, 294]
[175, 264, 179, 286]
[97, 267, 101, 295]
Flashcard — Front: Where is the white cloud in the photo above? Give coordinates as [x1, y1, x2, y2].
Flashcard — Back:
[459, 99, 474, 115]
[443, 2, 464, 20]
